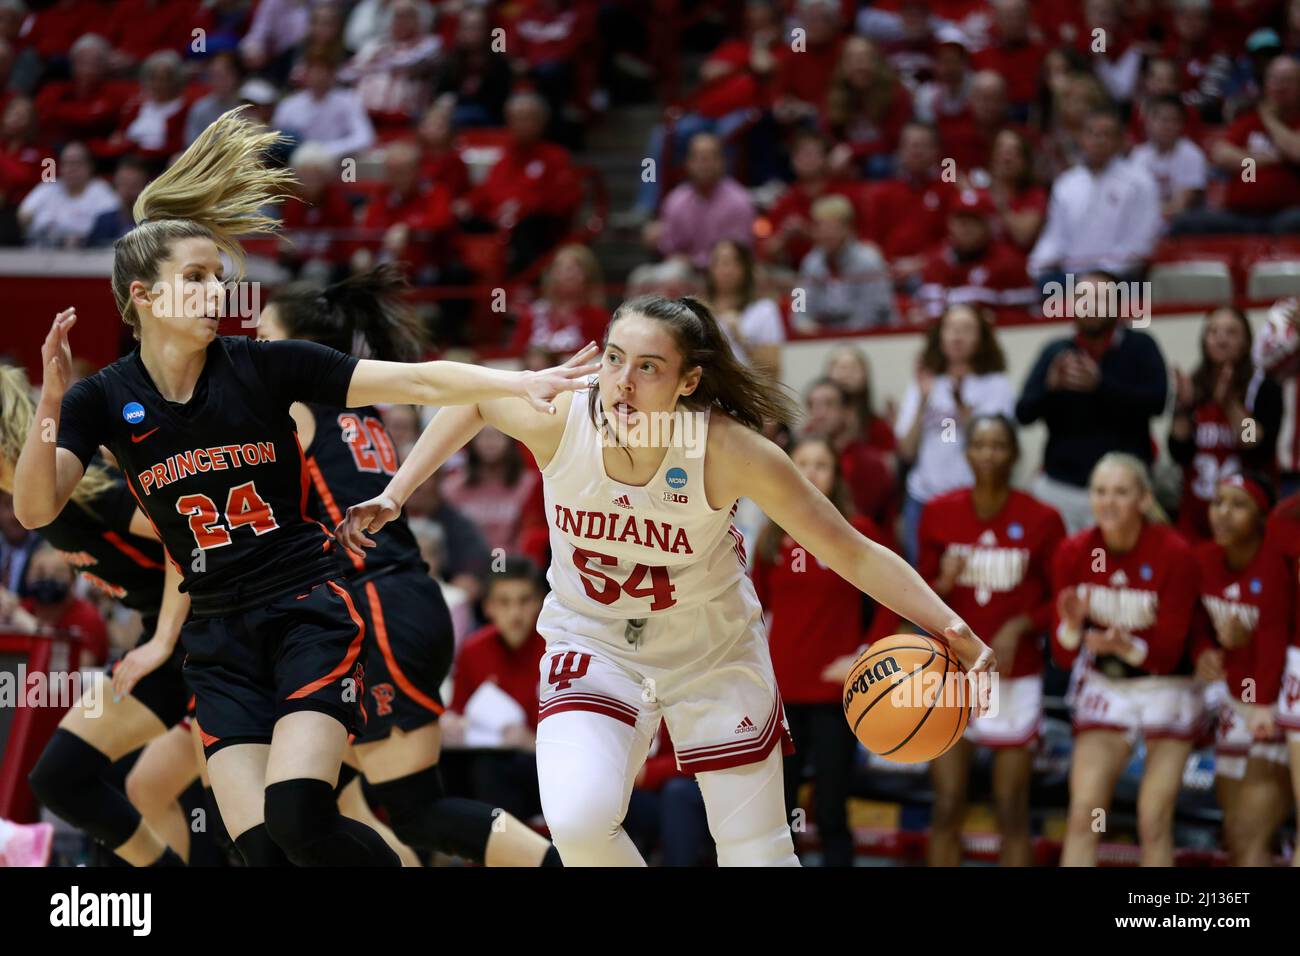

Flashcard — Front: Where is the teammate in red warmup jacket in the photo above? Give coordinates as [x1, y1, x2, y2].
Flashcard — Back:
[917, 414, 1064, 867]
[1168, 307, 1282, 542]
[1264, 490, 1300, 865]
[1192, 474, 1292, 866]
[1052, 453, 1201, 867]
[752, 437, 884, 868]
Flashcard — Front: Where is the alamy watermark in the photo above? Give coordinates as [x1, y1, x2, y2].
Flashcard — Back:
[0, 667, 103, 717]
[601, 408, 707, 458]
[149, 275, 263, 328]
[1042, 274, 1151, 328]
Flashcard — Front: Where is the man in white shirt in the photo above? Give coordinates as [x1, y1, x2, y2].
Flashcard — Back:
[272, 54, 376, 162]
[1028, 109, 1162, 283]
[1129, 95, 1208, 222]
[17, 141, 118, 248]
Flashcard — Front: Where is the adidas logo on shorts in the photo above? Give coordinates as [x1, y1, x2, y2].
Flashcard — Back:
[734, 715, 757, 735]
[612, 494, 633, 509]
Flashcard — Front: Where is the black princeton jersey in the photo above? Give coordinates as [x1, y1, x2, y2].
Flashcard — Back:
[56, 336, 359, 603]
[303, 402, 425, 582]
[36, 464, 165, 615]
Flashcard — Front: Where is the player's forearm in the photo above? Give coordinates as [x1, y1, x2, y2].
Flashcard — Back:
[13, 394, 65, 528]
[852, 538, 964, 637]
[150, 560, 188, 653]
[384, 403, 487, 506]
[414, 360, 532, 407]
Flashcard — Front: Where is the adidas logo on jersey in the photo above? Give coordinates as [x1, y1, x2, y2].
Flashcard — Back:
[734, 716, 757, 735]
[1224, 582, 1241, 600]
[612, 494, 632, 510]
[1110, 570, 1128, 587]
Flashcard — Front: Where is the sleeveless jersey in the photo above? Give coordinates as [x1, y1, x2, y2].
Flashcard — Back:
[303, 402, 426, 582]
[541, 389, 746, 620]
[37, 465, 165, 615]
[56, 336, 358, 608]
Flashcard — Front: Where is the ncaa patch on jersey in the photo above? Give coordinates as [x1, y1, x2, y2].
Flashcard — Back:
[1007, 522, 1024, 540]
[122, 402, 145, 424]
[666, 467, 688, 489]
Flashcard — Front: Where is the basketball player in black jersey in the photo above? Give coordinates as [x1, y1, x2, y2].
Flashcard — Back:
[12, 108, 599, 867]
[0, 366, 198, 866]
[259, 266, 561, 866]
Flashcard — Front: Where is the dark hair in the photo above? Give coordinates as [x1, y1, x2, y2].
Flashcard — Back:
[704, 239, 756, 308]
[1148, 93, 1185, 117]
[267, 263, 428, 361]
[990, 127, 1035, 191]
[588, 295, 798, 434]
[756, 436, 854, 563]
[965, 413, 1020, 459]
[1189, 306, 1255, 411]
[464, 428, 523, 487]
[920, 304, 1006, 375]
[1237, 468, 1278, 513]
[484, 555, 545, 596]
[805, 376, 849, 408]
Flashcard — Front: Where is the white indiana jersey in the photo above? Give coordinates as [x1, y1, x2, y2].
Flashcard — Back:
[540, 388, 747, 620]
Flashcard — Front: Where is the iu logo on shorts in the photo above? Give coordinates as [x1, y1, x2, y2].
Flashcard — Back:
[548, 651, 592, 690]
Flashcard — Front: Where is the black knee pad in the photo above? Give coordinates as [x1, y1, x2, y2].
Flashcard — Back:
[264, 778, 400, 867]
[366, 765, 496, 862]
[233, 823, 293, 867]
[28, 729, 139, 849]
[264, 778, 337, 859]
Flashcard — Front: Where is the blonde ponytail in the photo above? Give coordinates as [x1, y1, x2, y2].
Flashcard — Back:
[111, 106, 297, 336]
[0, 365, 115, 510]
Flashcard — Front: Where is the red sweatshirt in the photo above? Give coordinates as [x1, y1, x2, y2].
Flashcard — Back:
[754, 514, 882, 703]
[450, 625, 546, 730]
[918, 489, 1066, 678]
[1051, 522, 1200, 677]
[467, 140, 580, 224]
[862, 176, 955, 261]
[1192, 539, 1291, 707]
[1265, 495, 1300, 649]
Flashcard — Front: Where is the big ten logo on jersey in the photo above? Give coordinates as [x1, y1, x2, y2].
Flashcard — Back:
[370, 682, 396, 716]
[339, 413, 399, 475]
[548, 651, 591, 690]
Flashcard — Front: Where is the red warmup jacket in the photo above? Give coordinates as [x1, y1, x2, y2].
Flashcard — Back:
[1265, 496, 1300, 649]
[1192, 539, 1292, 707]
[917, 489, 1066, 678]
[450, 624, 547, 730]
[1050, 522, 1200, 677]
[862, 176, 956, 261]
[467, 141, 580, 224]
[753, 513, 885, 704]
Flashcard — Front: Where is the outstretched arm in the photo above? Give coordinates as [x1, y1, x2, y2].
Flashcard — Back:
[14, 309, 87, 529]
[345, 344, 600, 413]
[720, 423, 993, 674]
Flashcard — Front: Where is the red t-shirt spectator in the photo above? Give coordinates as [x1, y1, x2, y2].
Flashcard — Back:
[107, 0, 203, 62]
[1192, 538, 1291, 706]
[838, 439, 897, 544]
[21, 595, 107, 668]
[1221, 108, 1300, 214]
[359, 181, 455, 270]
[862, 176, 955, 261]
[466, 140, 580, 225]
[772, 37, 844, 112]
[754, 513, 883, 703]
[0, 141, 45, 205]
[27, 0, 101, 61]
[420, 147, 471, 198]
[450, 624, 547, 730]
[282, 183, 357, 265]
[686, 39, 766, 118]
[973, 34, 1046, 108]
[760, 177, 860, 267]
[508, 299, 608, 356]
[916, 239, 1033, 320]
[35, 79, 135, 145]
[1265, 496, 1300, 650]
[1050, 521, 1200, 676]
[917, 489, 1065, 678]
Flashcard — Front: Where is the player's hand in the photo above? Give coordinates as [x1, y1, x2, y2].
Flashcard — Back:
[1217, 615, 1253, 651]
[40, 308, 77, 402]
[111, 637, 171, 698]
[335, 492, 402, 557]
[942, 619, 994, 716]
[1083, 626, 1124, 655]
[819, 653, 859, 685]
[1195, 647, 1226, 682]
[1244, 704, 1277, 742]
[518, 342, 602, 414]
[1057, 586, 1087, 629]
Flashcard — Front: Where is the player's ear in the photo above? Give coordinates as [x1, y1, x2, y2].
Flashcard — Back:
[679, 365, 702, 398]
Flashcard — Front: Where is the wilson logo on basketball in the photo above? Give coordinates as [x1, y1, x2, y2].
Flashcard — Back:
[842, 656, 902, 708]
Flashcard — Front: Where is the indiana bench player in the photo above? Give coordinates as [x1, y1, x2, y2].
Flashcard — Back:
[12, 108, 599, 867]
[257, 266, 562, 866]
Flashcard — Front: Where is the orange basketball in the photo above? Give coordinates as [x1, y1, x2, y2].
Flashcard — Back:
[842, 633, 970, 763]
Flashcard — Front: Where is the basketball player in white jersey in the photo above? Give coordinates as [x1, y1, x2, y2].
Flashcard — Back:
[336, 296, 994, 866]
